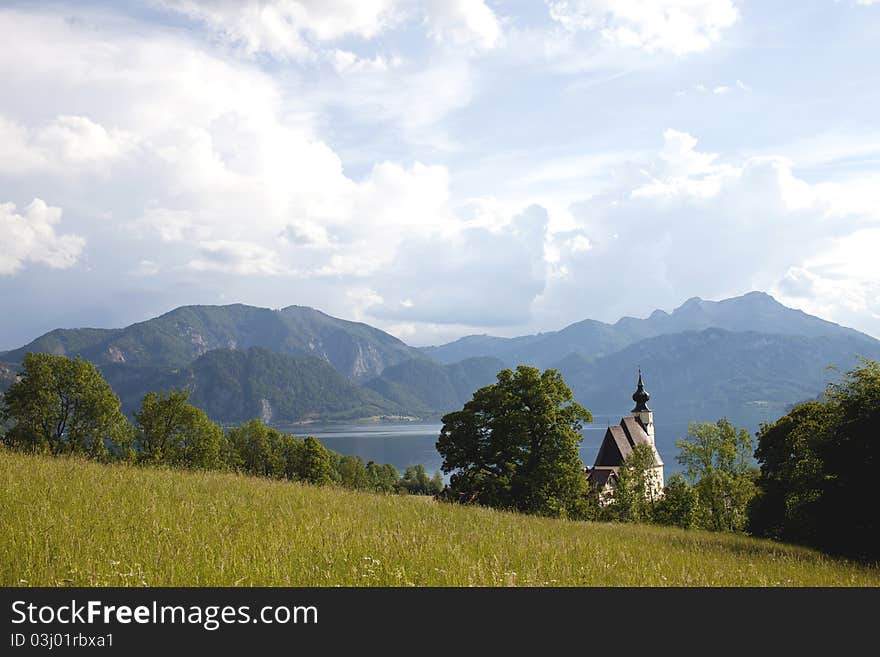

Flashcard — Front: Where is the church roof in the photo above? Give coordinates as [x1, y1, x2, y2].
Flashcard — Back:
[591, 415, 662, 468]
[594, 426, 633, 466]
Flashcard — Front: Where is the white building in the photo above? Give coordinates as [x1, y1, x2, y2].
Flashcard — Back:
[586, 371, 665, 502]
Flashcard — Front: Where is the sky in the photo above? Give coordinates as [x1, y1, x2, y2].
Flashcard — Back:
[1, 0, 879, 349]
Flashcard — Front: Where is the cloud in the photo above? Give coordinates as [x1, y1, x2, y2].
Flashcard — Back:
[311, 55, 475, 139]
[330, 49, 399, 74]
[367, 205, 550, 326]
[158, 1, 504, 60]
[157, 0, 402, 60]
[773, 228, 880, 332]
[424, 0, 502, 51]
[0, 115, 133, 177]
[546, 0, 738, 55]
[0, 199, 84, 275]
[0, 9, 461, 278]
[680, 80, 750, 96]
[189, 240, 283, 275]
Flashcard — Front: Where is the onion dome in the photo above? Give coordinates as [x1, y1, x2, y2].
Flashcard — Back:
[631, 369, 651, 412]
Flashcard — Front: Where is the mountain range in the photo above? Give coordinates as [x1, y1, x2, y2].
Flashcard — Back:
[2, 292, 879, 451]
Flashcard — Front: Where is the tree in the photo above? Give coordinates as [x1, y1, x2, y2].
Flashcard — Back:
[437, 365, 592, 518]
[134, 390, 226, 469]
[605, 443, 657, 523]
[1, 353, 132, 459]
[398, 463, 443, 495]
[292, 436, 335, 485]
[820, 358, 880, 559]
[748, 402, 829, 543]
[227, 419, 286, 478]
[751, 358, 880, 560]
[653, 473, 698, 529]
[365, 461, 399, 493]
[430, 469, 444, 495]
[335, 454, 370, 489]
[676, 418, 757, 532]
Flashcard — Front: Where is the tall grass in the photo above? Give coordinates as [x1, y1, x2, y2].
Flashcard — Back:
[2, 450, 877, 586]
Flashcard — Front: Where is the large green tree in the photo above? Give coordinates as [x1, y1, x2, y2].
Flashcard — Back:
[134, 390, 226, 469]
[1, 353, 132, 458]
[751, 358, 880, 559]
[748, 401, 829, 544]
[437, 365, 592, 518]
[676, 418, 757, 532]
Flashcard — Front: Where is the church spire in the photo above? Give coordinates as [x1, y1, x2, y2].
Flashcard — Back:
[631, 368, 651, 412]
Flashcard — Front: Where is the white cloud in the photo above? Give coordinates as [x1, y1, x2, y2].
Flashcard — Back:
[423, 0, 502, 51]
[678, 80, 749, 97]
[159, 1, 504, 60]
[330, 49, 398, 74]
[774, 228, 880, 328]
[0, 115, 133, 176]
[0, 9, 465, 285]
[546, 0, 738, 55]
[189, 240, 283, 275]
[368, 205, 550, 326]
[158, 0, 402, 59]
[312, 55, 475, 138]
[0, 199, 84, 275]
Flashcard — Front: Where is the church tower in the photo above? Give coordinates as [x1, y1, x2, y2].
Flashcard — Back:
[631, 369, 664, 493]
[631, 369, 655, 445]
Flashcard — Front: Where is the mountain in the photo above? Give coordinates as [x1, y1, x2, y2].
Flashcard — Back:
[421, 291, 875, 368]
[611, 291, 868, 341]
[101, 347, 404, 423]
[4, 304, 424, 380]
[363, 356, 506, 416]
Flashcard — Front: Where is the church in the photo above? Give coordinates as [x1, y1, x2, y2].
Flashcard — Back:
[586, 371, 665, 501]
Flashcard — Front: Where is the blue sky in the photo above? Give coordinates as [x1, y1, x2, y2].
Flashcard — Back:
[1, 0, 879, 348]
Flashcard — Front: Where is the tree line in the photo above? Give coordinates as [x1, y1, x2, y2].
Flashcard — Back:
[0, 353, 443, 496]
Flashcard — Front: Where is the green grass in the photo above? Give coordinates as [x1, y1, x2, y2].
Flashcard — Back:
[2, 450, 878, 587]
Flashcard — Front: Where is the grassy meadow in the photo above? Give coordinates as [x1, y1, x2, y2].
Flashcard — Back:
[1, 450, 878, 587]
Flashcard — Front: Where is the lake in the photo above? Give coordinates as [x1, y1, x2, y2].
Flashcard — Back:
[274, 417, 689, 476]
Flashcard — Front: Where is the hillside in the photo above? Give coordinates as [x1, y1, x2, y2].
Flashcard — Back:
[2, 451, 877, 586]
[4, 304, 424, 380]
[363, 356, 506, 416]
[101, 347, 404, 423]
